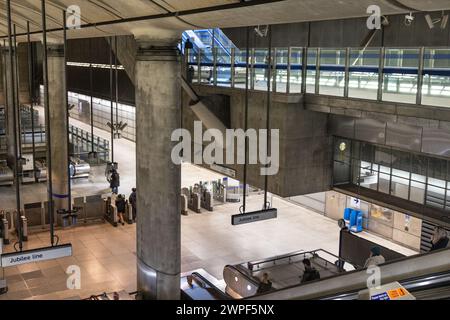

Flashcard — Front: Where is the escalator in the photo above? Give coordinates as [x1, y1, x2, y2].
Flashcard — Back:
[181, 248, 450, 300]
[181, 272, 231, 300]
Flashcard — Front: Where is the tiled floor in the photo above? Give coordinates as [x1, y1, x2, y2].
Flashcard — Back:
[0, 189, 417, 300]
[0, 114, 417, 300]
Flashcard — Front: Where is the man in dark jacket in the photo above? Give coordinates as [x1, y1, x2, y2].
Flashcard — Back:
[129, 188, 137, 221]
[301, 259, 321, 283]
[110, 169, 120, 194]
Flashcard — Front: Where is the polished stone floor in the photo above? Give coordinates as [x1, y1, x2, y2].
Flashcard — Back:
[0, 118, 417, 300]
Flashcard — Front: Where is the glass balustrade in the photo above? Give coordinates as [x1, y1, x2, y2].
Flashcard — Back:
[184, 46, 450, 109]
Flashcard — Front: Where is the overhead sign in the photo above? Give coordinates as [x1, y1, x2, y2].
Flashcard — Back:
[351, 197, 361, 209]
[1, 244, 72, 267]
[232, 208, 277, 226]
[210, 164, 236, 178]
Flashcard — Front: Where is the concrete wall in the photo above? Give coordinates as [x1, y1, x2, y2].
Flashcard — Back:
[223, 11, 450, 48]
[182, 85, 332, 197]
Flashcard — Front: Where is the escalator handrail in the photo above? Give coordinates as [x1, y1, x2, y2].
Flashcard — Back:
[190, 272, 232, 300]
[248, 247, 450, 300]
[224, 264, 260, 288]
[320, 269, 450, 300]
[247, 249, 359, 272]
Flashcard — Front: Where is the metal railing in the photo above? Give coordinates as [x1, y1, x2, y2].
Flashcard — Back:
[184, 47, 450, 108]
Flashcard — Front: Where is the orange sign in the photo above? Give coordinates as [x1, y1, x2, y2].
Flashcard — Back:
[387, 288, 407, 299]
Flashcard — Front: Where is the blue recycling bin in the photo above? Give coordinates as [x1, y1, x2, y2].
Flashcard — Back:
[349, 209, 363, 233]
[344, 208, 352, 222]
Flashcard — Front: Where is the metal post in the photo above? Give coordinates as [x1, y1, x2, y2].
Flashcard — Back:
[115, 36, 119, 134]
[250, 48, 255, 90]
[377, 47, 385, 101]
[301, 47, 307, 94]
[41, 0, 55, 246]
[13, 25, 22, 158]
[26, 22, 37, 182]
[6, 0, 23, 251]
[272, 47, 277, 93]
[63, 10, 72, 211]
[286, 47, 292, 94]
[315, 48, 321, 94]
[242, 27, 250, 214]
[264, 26, 272, 209]
[109, 36, 114, 162]
[344, 48, 350, 98]
[197, 49, 201, 83]
[89, 39, 94, 154]
[231, 47, 236, 88]
[416, 47, 425, 105]
[213, 47, 217, 86]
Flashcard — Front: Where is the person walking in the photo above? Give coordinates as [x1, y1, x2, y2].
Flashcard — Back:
[110, 169, 120, 194]
[129, 188, 137, 222]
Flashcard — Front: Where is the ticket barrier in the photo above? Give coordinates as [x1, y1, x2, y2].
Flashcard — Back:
[103, 196, 133, 227]
[212, 179, 226, 204]
[194, 182, 213, 212]
[182, 187, 201, 213]
[0, 210, 28, 244]
[0, 213, 10, 245]
[180, 194, 188, 216]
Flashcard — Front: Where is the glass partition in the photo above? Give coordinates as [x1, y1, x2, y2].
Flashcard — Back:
[306, 48, 318, 93]
[383, 49, 420, 104]
[334, 137, 450, 212]
[319, 49, 346, 96]
[216, 47, 231, 87]
[422, 48, 450, 107]
[253, 49, 269, 91]
[348, 48, 380, 100]
[289, 47, 303, 93]
[274, 48, 289, 93]
[200, 49, 213, 84]
[234, 48, 248, 89]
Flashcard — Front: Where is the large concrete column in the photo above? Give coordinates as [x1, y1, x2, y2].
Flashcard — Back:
[135, 38, 181, 300]
[2, 46, 17, 166]
[46, 43, 69, 213]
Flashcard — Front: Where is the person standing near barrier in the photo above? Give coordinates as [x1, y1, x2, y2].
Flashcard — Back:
[110, 169, 120, 194]
[129, 188, 137, 222]
[115, 194, 126, 226]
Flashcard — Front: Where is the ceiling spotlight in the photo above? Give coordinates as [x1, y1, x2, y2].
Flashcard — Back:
[425, 14, 436, 29]
[254, 25, 268, 38]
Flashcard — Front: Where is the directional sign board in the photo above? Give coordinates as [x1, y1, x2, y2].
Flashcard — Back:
[232, 208, 278, 226]
[1, 244, 72, 267]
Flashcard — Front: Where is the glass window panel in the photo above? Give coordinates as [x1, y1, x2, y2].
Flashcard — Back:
[306, 48, 317, 93]
[422, 49, 450, 108]
[391, 149, 411, 171]
[391, 176, 410, 200]
[289, 48, 302, 93]
[348, 49, 379, 100]
[361, 143, 375, 162]
[378, 173, 391, 194]
[253, 49, 269, 91]
[274, 48, 288, 93]
[375, 146, 391, 166]
[428, 157, 447, 181]
[319, 49, 345, 96]
[383, 49, 419, 104]
[410, 181, 425, 204]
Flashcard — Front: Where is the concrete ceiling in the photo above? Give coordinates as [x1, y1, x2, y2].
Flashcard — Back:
[0, 0, 450, 42]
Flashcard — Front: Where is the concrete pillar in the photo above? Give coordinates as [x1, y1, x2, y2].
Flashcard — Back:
[47, 43, 69, 213]
[135, 39, 181, 300]
[2, 46, 17, 167]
